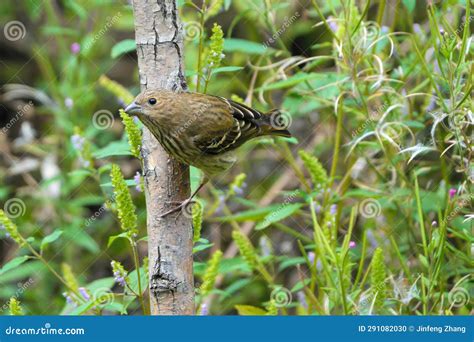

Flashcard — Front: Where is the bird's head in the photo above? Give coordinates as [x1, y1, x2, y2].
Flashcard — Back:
[124, 89, 174, 121]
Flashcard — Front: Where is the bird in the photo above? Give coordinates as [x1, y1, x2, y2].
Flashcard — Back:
[124, 89, 291, 217]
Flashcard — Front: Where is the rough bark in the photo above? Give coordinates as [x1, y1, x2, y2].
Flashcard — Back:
[131, 0, 194, 315]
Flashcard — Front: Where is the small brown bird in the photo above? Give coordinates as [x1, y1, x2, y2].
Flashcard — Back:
[125, 89, 291, 216]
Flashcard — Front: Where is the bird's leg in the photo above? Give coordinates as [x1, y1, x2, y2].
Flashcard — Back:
[159, 177, 209, 218]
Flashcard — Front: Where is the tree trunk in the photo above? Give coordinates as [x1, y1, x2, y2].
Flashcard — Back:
[131, 0, 194, 315]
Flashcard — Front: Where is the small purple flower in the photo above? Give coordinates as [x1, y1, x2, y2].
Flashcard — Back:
[315, 204, 322, 214]
[327, 16, 338, 33]
[366, 229, 378, 249]
[63, 292, 76, 306]
[111, 261, 127, 287]
[134, 171, 142, 192]
[330, 204, 337, 216]
[426, 93, 437, 112]
[2, 224, 10, 238]
[448, 188, 457, 199]
[308, 251, 315, 265]
[316, 259, 322, 271]
[413, 23, 423, 36]
[431, 221, 438, 227]
[78, 156, 90, 168]
[215, 194, 226, 215]
[232, 182, 246, 196]
[78, 287, 90, 301]
[113, 272, 126, 287]
[200, 303, 208, 315]
[349, 241, 356, 249]
[70, 134, 85, 150]
[64, 97, 74, 109]
[297, 291, 308, 309]
[70, 42, 80, 54]
[259, 236, 272, 258]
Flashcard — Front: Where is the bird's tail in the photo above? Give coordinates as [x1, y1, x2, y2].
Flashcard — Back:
[261, 109, 292, 138]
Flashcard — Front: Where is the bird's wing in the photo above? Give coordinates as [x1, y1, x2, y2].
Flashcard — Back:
[193, 96, 264, 155]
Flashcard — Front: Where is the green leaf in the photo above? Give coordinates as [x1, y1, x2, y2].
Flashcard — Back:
[402, 120, 426, 129]
[402, 0, 416, 13]
[224, 38, 269, 54]
[40, 230, 63, 250]
[68, 301, 96, 315]
[220, 278, 252, 301]
[68, 169, 93, 179]
[211, 66, 244, 75]
[40, 26, 77, 36]
[127, 267, 147, 296]
[216, 205, 281, 222]
[102, 302, 127, 314]
[0, 261, 42, 283]
[193, 242, 214, 253]
[63, 227, 99, 253]
[255, 203, 303, 230]
[290, 278, 310, 292]
[278, 257, 305, 271]
[256, 73, 321, 92]
[65, 1, 88, 20]
[108, 232, 131, 248]
[218, 257, 251, 274]
[85, 277, 115, 292]
[0, 256, 29, 276]
[93, 140, 132, 159]
[342, 189, 382, 199]
[100, 179, 136, 188]
[235, 304, 267, 315]
[111, 39, 136, 59]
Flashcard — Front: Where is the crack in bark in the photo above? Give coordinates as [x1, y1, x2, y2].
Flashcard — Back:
[150, 246, 179, 296]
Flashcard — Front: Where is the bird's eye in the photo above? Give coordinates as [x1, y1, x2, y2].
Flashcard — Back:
[148, 98, 157, 105]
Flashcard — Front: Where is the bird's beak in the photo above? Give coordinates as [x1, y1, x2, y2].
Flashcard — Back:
[124, 102, 143, 116]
